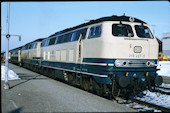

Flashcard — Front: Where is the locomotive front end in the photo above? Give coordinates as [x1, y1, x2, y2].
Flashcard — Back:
[105, 17, 163, 96]
[110, 59, 163, 96]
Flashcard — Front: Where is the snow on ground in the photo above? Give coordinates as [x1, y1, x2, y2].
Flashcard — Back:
[125, 102, 161, 112]
[157, 61, 170, 77]
[135, 90, 170, 109]
[127, 61, 170, 111]
[160, 83, 170, 88]
[158, 87, 170, 93]
[1, 65, 20, 81]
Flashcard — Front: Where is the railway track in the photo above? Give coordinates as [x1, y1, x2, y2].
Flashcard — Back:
[159, 86, 170, 90]
[128, 97, 170, 112]
[152, 86, 170, 95]
[156, 88, 170, 95]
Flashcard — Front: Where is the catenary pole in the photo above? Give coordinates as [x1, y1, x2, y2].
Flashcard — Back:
[4, 2, 10, 89]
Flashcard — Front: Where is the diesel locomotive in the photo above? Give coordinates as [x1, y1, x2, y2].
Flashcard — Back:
[9, 15, 163, 98]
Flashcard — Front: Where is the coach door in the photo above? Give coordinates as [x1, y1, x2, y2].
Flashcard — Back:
[77, 34, 83, 63]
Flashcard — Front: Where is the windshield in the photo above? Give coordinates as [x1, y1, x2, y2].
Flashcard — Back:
[135, 25, 154, 38]
[112, 24, 134, 37]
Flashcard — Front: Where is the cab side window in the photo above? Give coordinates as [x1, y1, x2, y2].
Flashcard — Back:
[88, 25, 102, 39]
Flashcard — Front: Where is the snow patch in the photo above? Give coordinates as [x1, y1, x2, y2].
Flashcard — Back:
[157, 61, 170, 77]
[161, 83, 170, 88]
[135, 90, 170, 109]
[1, 66, 20, 81]
[125, 102, 161, 112]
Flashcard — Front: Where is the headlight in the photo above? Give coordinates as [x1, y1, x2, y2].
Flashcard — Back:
[151, 61, 157, 66]
[146, 61, 157, 67]
[115, 60, 122, 67]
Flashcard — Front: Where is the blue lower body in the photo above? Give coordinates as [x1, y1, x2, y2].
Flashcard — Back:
[21, 58, 158, 87]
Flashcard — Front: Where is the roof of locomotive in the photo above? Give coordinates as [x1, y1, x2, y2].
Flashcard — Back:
[25, 38, 45, 45]
[49, 15, 147, 37]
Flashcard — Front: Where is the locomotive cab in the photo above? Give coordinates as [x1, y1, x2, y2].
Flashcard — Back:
[99, 17, 163, 95]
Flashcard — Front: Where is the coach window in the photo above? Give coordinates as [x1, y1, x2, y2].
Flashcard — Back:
[57, 35, 64, 43]
[41, 40, 46, 47]
[49, 37, 56, 45]
[26, 45, 28, 50]
[34, 43, 38, 48]
[63, 33, 72, 42]
[31, 43, 34, 49]
[88, 25, 101, 39]
[74, 30, 81, 41]
[25, 45, 28, 50]
[22, 46, 25, 50]
[71, 31, 77, 41]
[112, 24, 134, 37]
[41, 41, 44, 47]
[28, 44, 32, 49]
[45, 39, 50, 46]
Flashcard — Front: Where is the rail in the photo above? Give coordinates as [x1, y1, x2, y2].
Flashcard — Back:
[128, 97, 170, 112]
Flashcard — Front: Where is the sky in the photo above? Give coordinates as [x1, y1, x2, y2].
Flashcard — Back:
[1, 1, 170, 52]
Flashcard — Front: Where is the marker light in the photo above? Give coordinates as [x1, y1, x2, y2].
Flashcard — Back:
[146, 61, 151, 67]
[123, 61, 127, 66]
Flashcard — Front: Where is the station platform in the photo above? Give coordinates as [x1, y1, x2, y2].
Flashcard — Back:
[1, 63, 136, 112]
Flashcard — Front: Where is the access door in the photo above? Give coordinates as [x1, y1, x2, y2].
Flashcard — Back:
[77, 34, 83, 63]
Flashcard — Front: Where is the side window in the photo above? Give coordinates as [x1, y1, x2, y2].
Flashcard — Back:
[72, 28, 87, 41]
[71, 31, 77, 41]
[57, 35, 64, 44]
[74, 30, 81, 41]
[89, 27, 95, 38]
[31, 43, 35, 49]
[63, 33, 73, 42]
[41, 40, 46, 47]
[34, 43, 38, 48]
[45, 39, 50, 46]
[22, 46, 26, 50]
[28, 44, 32, 49]
[94, 26, 101, 37]
[88, 25, 102, 39]
[80, 28, 87, 40]
[49, 37, 56, 45]
[26, 45, 28, 50]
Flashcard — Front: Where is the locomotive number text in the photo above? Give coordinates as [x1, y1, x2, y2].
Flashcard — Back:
[129, 54, 145, 58]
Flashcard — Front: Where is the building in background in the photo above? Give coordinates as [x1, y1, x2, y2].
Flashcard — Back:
[162, 33, 170, 60]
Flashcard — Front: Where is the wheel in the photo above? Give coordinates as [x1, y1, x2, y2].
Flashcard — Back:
[82, 78, 90, 91]
[67, 73, 74, 85]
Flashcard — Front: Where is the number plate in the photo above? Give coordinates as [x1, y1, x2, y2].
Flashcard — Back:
[134, 46, 142, 53]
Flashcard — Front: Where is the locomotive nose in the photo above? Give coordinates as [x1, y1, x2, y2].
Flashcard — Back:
[155, 76, 163, 86]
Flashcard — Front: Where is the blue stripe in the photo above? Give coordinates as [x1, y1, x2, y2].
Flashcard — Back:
[106, 68, 158, 72]
[83, 58, 115, 63]
[83, 58, 157, 64]
[21, 59, 158, 84]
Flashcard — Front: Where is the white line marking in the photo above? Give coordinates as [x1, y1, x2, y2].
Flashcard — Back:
[10, 100, 18, 109]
